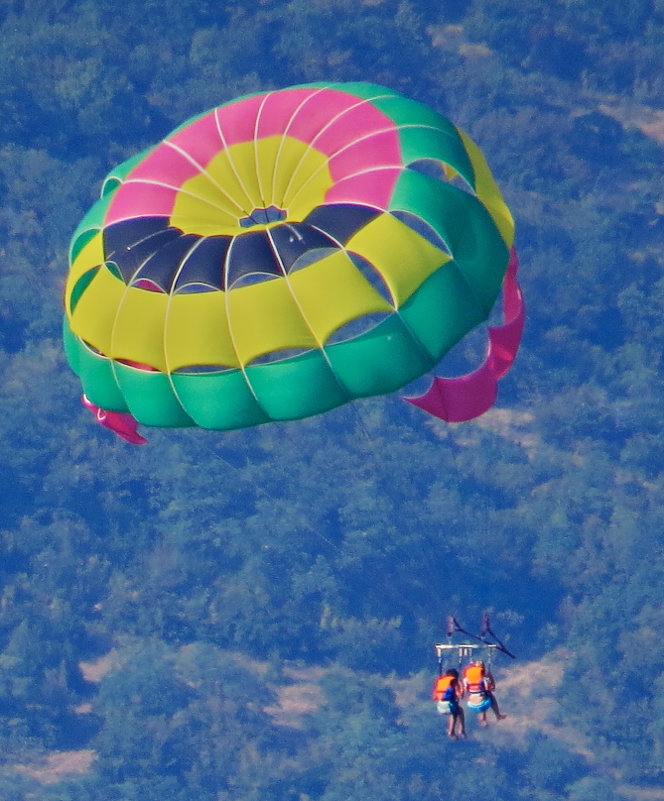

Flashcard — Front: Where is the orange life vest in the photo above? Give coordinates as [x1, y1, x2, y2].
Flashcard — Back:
[464, 664, 484, 684]
[432, 675, 455, 701]
[464, 664, 487, 694]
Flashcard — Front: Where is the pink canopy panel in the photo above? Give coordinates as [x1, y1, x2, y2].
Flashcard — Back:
[82, 395, 147, 445]
[405, 248, 524, 423]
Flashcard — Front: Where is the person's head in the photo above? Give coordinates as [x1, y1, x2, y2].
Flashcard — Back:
[445, 668, 459, 678]
[473, 660, 485, 672]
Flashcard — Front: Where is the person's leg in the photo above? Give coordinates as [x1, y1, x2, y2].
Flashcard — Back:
[490, 693, 507, 720]
[457, 707, 466, 737]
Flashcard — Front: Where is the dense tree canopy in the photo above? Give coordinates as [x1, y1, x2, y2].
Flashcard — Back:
[0, 0, 663, 798]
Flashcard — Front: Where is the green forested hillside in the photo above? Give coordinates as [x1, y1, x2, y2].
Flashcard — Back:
[0, 1, 663, 799]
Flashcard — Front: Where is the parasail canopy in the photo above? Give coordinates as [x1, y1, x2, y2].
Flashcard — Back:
[63, 81, 523, 442]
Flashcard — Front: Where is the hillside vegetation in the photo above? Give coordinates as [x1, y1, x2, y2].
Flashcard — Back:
[0, 1, 662, 799]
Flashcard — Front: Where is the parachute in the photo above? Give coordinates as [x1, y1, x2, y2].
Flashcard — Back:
[63, 82, 524, 442]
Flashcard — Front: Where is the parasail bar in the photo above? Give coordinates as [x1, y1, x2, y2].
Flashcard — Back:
[435, 643, 500, 659]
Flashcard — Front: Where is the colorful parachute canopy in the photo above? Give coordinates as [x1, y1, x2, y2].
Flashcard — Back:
[63, 81, 522, 442]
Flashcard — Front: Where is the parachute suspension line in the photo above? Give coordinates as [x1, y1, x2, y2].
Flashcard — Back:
[344, 396, 461, 595]
[481, 614, 516, 659]
[446, 427, 464, 493]
[345, 397, 381, 453]
[436, 645, 463, 677]
[351, 402, 474, 598]
[205, 440, 342, 554]
[457, 646, 464, 675]
[445, 421, 492, 548]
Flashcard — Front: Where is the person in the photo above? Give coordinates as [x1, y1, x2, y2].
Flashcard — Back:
[432, 668, 466, 739]
[462, 660, 507, 727]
